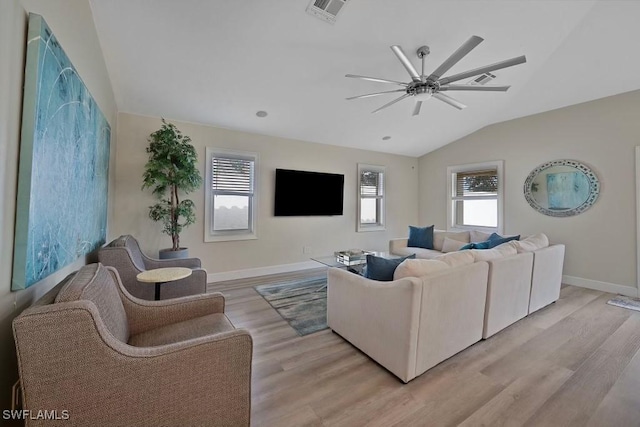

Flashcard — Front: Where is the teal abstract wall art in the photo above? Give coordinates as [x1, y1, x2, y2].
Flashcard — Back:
[547, 171, 590, 210]
[12, 14, 111, 290]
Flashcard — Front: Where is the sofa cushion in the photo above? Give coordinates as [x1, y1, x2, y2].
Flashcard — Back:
[510, 233, 550, 253]
[435, 250, 475, 268]
[488, 233, 520, 248]
[408, 225, 434, 249]
[128, 313, 234, 347]
[441, 237, 467, 253]
[394, 247, 442, 259]
[365, 254, 416, 281]
[470, 242, 518, 261]
[55, 263, 129, 342]
[433, 231, 470, 251]
[470, 230, 492, 243]
[393, 259, 450, 280]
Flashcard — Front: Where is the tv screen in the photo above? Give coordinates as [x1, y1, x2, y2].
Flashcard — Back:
[274, 169, 344, 216]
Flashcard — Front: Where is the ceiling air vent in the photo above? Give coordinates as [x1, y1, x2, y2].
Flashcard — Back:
[306, 0, 349, 24]
[468, 72, 497, 85]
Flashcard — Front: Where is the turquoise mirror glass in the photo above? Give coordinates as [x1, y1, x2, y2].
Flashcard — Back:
[524, 160, 600, 217]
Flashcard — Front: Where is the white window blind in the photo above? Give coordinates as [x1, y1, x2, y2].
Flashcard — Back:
[454, 169, 498, 198]
[212, 157, 254, 194]
[360, 170, 383, 197]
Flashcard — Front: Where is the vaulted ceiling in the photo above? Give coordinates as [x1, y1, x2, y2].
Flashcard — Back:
[89, 0, 640, 157]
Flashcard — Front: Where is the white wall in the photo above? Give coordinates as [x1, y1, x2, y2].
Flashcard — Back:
[0, 0, 117, 411]
[419, 89, 640, 296]
[113, 113, 419, 275]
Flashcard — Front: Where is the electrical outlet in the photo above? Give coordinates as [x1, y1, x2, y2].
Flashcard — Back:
[303, 246, 312, 254]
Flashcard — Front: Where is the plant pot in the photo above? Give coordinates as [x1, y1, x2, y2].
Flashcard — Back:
[159, 247, 189, 260]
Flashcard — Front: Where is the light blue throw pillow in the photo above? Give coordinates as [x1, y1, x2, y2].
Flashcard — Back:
[365, 254, 416, 281]
[408, 225, 434, 249]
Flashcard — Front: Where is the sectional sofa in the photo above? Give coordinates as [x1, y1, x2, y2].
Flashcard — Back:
[326, 230, 565, 383]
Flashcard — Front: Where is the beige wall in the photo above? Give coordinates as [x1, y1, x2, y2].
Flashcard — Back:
[114, 113, 419, 274]
[419, 89, 640, 294]
[0, 0, 117, 411]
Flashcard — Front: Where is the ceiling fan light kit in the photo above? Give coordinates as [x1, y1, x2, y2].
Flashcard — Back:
[346, 36, 527, 116]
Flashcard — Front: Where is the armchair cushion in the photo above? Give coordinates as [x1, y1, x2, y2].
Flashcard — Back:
[129, 313, 234, 347]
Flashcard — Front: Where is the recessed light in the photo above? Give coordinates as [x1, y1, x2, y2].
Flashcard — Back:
[256, 110, 268, 118]
[382, 136, 391, 141]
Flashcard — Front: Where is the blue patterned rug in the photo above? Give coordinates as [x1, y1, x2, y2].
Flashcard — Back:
[255, 277, 328, 336]
[607, 295, 640, 312]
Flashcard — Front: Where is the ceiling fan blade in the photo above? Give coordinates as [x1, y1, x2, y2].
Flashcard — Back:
[372, 93, 411, 114]
[433, 93, 467, 110]
[345, 74, 408, 86]
[390, 46, 421, 82]
[439, 84, 511, 92]
[412, 101, 422, 116]
[427, 35, 484, 82]
[346, 89, 406, 100]
[438, 55, 527, 85]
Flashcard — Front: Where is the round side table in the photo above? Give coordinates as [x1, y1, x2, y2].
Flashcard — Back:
[136, 267, 192, 300]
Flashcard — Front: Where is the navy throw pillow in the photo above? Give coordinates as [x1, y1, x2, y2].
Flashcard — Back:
[407, 225, 434, 249]
[365, 254, 416, 281]
[488, 233, 520, 248]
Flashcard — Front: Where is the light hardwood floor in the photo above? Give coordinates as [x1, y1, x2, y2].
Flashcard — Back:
[209, 270, 640, 427]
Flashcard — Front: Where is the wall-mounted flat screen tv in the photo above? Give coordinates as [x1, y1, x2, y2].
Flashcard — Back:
[274, 168, 344, 216]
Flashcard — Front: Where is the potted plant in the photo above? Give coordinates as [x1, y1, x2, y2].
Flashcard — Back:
[142, 118, 202, 259]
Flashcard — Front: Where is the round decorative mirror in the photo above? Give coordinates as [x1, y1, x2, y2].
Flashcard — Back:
[524, 159, 600, 217]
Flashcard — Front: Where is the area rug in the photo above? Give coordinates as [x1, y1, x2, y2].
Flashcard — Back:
[607, 295, 640, 312]
[255, 277, 328, 336]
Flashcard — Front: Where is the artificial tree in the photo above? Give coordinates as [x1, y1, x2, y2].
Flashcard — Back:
[142, 119, 202, 253]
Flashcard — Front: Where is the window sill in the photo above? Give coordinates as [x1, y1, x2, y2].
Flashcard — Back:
[449, 225, 501, 234]
[357, 225, 386, 233]
[205, 232, 257, 243]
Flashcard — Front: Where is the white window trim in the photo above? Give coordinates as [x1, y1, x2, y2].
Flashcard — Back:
[204, 147, 258, 242]
[446, 160, 504, 234]
[357, 163, 386, 232]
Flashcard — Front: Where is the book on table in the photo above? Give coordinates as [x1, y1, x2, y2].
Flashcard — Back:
[334, 249, 373, 266]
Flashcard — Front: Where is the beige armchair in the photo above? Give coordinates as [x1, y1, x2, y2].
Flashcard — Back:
[98, 235, 207, 300]
[12, 263, 252, 427]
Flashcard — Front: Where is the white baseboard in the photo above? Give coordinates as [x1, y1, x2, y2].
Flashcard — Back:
[562, 275, 639, 298]
[208, 261, 323, 283]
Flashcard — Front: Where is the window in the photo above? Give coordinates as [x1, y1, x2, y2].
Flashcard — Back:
[205, 148, 257, 242]
[447, 161, 503, 233]
[357, 164, 385, 231]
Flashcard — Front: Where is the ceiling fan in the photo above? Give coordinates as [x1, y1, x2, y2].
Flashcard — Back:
[346, 36, 526, 116]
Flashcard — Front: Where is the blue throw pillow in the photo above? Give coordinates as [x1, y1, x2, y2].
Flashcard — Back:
[488, 233, 520, 248]
[365, 254, 416, 281]
[408, 225, 434, 249]
[460, 240, 492, 250]
[474, 240, 492, 249]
